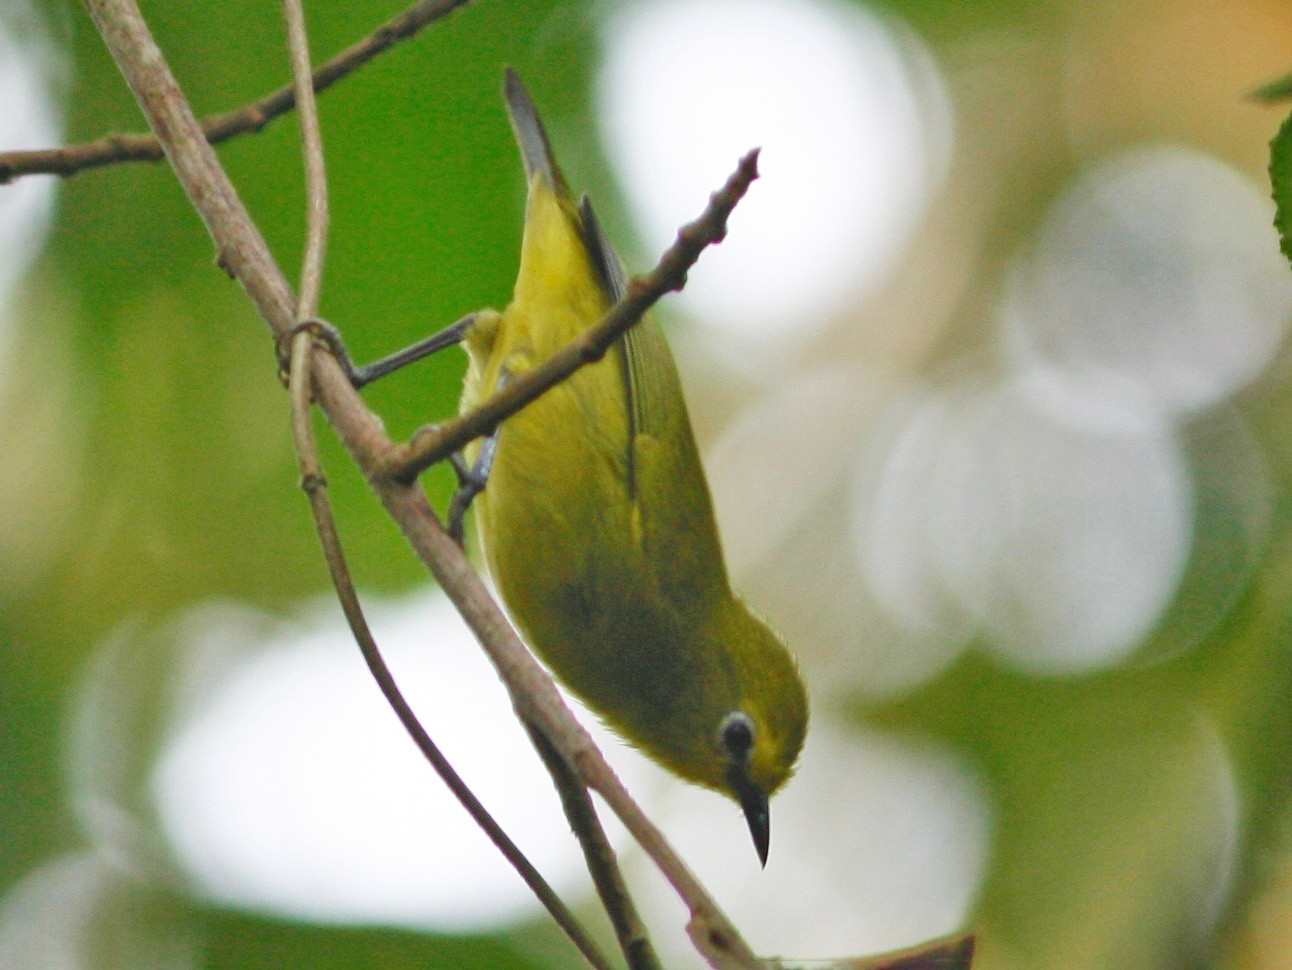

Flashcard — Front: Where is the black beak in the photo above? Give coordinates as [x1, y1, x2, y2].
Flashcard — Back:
[734, 778, 770, 867]
[720, 712, 770, 866]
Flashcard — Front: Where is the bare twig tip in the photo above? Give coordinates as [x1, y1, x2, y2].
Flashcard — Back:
[1, 0, 475, 183]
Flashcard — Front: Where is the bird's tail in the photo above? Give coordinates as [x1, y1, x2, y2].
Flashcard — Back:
[503, 68, 570, 196]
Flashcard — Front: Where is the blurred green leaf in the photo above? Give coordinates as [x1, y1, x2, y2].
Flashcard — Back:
[1252, 72, 1292, 104]
[1269, 110, 1292, 267]
[10, 2, 1292, 969]
[201, 911, 546, 970]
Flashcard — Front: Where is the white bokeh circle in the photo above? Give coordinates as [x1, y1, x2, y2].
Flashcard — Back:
[598, 0, 951, 360]
[0, 5, 64, 340]
[852, 377, 1193, 674]
[625, 718, 989, 965]
[1004, 146, 1292, 427]
[146, 595, 647, 932]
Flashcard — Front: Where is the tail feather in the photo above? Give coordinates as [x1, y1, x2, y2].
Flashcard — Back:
[503, 68, 569, 195]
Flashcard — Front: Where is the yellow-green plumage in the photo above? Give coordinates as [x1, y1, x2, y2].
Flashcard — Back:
[463, 71, 807, 860]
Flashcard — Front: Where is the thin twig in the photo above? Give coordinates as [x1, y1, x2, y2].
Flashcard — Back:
[282, 0, 328, 316]
[84, 1, 765, 965]
[818, 933, 976, 970]
[527, 723, 664, 970]
[376, 150, 760, 485]
[277, 12, 608, 968]
[0, 0, 473, 184]
[285, 331, 614, 970]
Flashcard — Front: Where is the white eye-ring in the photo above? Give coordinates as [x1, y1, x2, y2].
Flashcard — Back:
[719, 710, 756, 760]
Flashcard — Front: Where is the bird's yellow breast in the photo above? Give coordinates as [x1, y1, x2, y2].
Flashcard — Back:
[462, 181, 640, 688]
[457, 180, 749, 786]
[462, 70, 806, 861]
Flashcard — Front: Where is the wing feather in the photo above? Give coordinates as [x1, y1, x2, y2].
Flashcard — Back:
[577, 196, 729, 601]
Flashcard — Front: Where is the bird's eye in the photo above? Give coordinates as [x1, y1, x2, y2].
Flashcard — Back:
[720, 711, 755, 760]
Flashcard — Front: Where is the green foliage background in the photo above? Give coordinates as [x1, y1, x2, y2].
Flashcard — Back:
[6, 0, 1292, 968]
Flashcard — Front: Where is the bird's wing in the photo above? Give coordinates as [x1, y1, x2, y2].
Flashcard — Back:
[505, 66, 730, 601]
[578, 196, 730, 601]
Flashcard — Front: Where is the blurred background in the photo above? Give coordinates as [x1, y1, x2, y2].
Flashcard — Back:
[3, 0, 1292, 967]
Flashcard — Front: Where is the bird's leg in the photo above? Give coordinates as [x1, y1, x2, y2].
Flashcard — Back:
[445, 370, 511, 545]
[447, 431, 499, 546]
[277, 313, 477, 389]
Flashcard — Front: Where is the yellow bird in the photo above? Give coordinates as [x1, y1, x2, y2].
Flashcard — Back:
[336, 70, 808, 863]
[469, 71, 807, 863]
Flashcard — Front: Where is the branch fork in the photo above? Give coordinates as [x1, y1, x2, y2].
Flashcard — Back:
[69, 1, 973, 967]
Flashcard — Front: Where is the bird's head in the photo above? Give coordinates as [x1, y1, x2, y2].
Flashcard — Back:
[708, 606, 809, 866]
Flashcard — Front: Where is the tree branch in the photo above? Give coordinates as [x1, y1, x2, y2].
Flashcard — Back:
[83, 0, 767, 966]
[528, 723, 663, 970]
[376, 150, 760, 485]
[1, 0, 472, 184]
[275, 8, 612, 967]
[285, 330, 613, 970]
